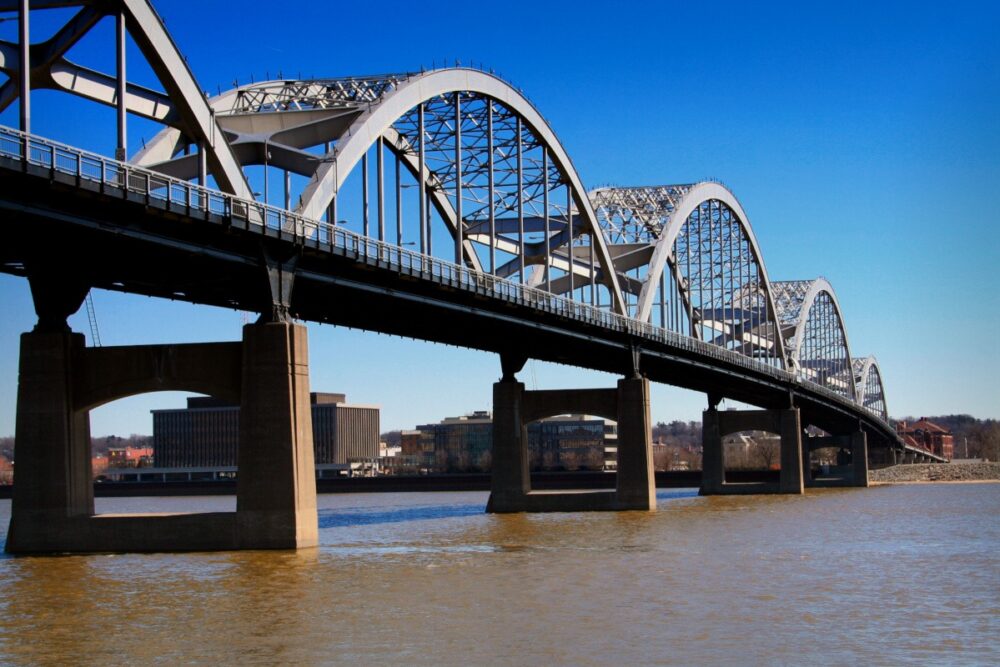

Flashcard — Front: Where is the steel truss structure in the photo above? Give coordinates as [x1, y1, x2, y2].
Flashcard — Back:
[0, 0, 891, 424]
[854, 356, 889, 421]
[589, 184, 786, 369]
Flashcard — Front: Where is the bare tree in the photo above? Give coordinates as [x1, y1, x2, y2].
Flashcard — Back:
[752, 437, 780, 470]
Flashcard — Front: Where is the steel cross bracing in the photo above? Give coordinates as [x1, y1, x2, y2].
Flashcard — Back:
[134, 70, 626, 312]
[219, 76, 416, 115]
[0, 0, 919, 452]
[0, 126, 928, 456]
[772, 279, 855, 400]
[854, 356, 888, 421]
[590, 185, 695, 243]
[588, 184, 785, 369]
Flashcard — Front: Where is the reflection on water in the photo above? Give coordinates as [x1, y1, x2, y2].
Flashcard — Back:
[317, 502, 485, 529]
[1, 484, 998, 666]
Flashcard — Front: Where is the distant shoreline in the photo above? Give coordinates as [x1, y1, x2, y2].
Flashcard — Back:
[871, 479, 999, 486]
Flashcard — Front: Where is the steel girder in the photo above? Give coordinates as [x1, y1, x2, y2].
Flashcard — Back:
[853, 356, 888, 420]
[772, 278, 855, 400]
[589, 183, 787, 368]
[0, 0, 251, 197]
[136, 70, 628, 314]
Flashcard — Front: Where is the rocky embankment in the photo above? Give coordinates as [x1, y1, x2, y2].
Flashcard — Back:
[869, 462, 1000, 484]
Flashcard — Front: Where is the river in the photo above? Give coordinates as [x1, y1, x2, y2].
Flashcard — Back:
[1, 484, 997, 665]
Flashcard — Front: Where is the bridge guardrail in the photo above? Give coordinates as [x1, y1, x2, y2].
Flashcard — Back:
[0, 125, 899, 438]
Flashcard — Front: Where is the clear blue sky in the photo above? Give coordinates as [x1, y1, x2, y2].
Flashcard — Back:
[0, 0, 997, 437]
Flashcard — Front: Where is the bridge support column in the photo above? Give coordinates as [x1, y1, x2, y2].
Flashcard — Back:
[236, 321, 318, 549]
[802, 431, 869, 488]
[700, 407, 803, 495]
[614, 377, 656, 510]
[485, 380, 529, 513]
[5, 331, 93, 552]
[5, 319, 319, 553]
[701, 408, 724, 495]
[851, 431, 869, 488]
[486, 372, 654, 513]
[778, 409, 804, 494]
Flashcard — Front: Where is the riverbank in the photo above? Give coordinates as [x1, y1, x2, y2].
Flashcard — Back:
[869, 462, 1000, 485]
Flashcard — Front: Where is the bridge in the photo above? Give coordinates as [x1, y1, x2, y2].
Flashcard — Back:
[0, 0, 943, 553]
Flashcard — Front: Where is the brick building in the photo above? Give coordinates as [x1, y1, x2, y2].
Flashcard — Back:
[896, 418, 954, 460]
[107, 446, 154, 468]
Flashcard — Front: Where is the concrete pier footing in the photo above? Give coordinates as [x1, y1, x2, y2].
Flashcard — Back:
[802, 431, 869, 488]
[700, 407, 804, 495]
[487, 377, 655, 513]
[5, 321, 318, 554]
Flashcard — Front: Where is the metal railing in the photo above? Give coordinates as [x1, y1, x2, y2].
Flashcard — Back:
[0, 125, 899, 437]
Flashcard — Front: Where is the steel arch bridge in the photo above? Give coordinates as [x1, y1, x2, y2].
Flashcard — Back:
[0, 0, 928, 462]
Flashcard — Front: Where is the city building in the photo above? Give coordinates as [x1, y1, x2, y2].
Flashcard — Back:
[526, 415, 617, 471]
[0, 454, 12, 485]
[107, 446, 154, 468]
[400, 429, 436, 473]
[407, 412, 618, 473]
[151, 392, 380, 468]
[415, 411, 493, 472]
[896, 418, 955, 460]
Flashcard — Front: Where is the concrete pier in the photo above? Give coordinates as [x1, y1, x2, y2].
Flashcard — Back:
[5, 321, 318, 554]
[236, 322, 318, 549]
[487, 377, 655, 513]
[5, 331, 94, 551]
[803, 431, 869, 488]
[701, 407, 803, 495]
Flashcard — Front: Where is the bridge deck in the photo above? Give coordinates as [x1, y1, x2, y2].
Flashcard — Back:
[0, 127, 944, 460]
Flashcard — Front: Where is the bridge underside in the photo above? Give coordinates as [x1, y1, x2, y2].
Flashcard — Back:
[0, 161, 894, 448]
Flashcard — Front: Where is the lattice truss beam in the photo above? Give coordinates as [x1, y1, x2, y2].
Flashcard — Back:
[136, 68, 628, 312]
[853, 356, 888, 420]
[0, 0, 251, 197]
[0, 1, 892, 416]
[772, 279, 855, 399]
[589, 184, 786, 368]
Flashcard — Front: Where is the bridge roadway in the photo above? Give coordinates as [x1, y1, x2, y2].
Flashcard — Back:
[0, 126, 935, 459]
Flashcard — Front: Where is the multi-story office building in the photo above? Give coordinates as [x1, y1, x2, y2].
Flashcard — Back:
[427, 411, 494, 472]
[409, 412, 617, 473]
[152, 392, 379, 467]
[527, 415, 616, 471]
[400, 428, 437, 471]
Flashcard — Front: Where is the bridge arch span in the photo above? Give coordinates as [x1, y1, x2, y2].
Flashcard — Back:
[137, 69, 628, 313]
[854, 355, 889, 420]
[772, 278, 855, 399]
[590, 182, 787, 367]
[298, 68, 627, 313]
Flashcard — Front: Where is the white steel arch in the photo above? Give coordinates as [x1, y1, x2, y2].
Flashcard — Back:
[773, 278, 853, 369]
[295, 68, 626, 314]
[136, 69, 627, 313]
[772, 277, 856, 399]
[0, 0, 251, 198]
[854, 355, 889, 420]
[640, 185, 778, 323]
[591, 182, 787, 365]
